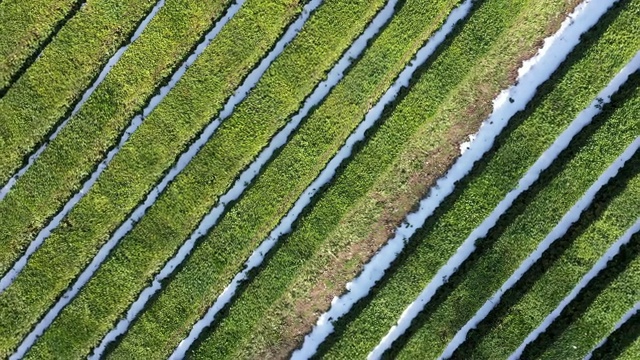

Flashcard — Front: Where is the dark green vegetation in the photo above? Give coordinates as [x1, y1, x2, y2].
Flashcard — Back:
[589, 307, 640, 360]
[452, 76, 640, 359]
[0, 0, 637, 358]
[0, 0, 81, 94]
[399, 72, 640, 359]
[521, 228, 640, 359]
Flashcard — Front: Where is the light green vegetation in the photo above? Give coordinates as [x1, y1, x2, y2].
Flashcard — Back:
[189, 0, 587, 358]
[22, 0, 393, 358]
[0, 0, 232, 280]
[0, 0, 80, 93]
[452, 76, 640, 359]
[0, 0, 157, 185]
[318, 1, 640, 358]
[0, 0, 308, 357]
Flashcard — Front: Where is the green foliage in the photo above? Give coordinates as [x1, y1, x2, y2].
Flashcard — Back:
[0, 0, 304, 356]
[0, 0, 157, 184]
[0, 0, 232, 279]
[0, 0, 80, 93]
[318, 1, 640, 358]
[522, 230, 640, 359]
[452, 80, 640, 359]
[19, 0, 392, 358]
[95, 0, 466, 358]
[227, 0, 583, 357]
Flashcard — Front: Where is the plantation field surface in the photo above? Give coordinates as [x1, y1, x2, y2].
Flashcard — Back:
[0, 0, 638, 358]
[0, 0, 158, 185]
[0, 0, 80, 94]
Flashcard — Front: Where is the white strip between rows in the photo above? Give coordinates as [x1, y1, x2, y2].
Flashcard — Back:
[0, 0, 247, 294]
[441, 131, 640, 358]
[94, 0, 397, 357]
[291, 0, 619, 358]
[584, 301, 640, 360]
[7, 0, 258, 358]
[511, 218, 640, 359]
[0, 0, 165, 201]
[373, 7, 636, 360]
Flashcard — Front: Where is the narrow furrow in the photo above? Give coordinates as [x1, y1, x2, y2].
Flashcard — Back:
[94, 0, 398, 357]
[449, 138, 640, 358]
[587, 303, 640, 359]
[0, 0, 312, 357]
[0, 0, 159, 185]
[391, 59, 640, 360]
[16, 0, 392, 358]
[223, 0, 581, 357]
[0, 0, 238, 291]
[0, 0, 84, 96]
[293, 0, 624, 357]
[516, 220, 640, 359]
[98, 0, 462, 357]
[176, 2, 465, 357]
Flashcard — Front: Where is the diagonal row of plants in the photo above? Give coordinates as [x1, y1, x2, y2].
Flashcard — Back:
[393, 69, 640, 359]
[0, 0, 82, 95]
[589, 305, 640, 360]
[0, 0, 236, 278]
[313, 1, 640, 358]
[451, 78, 640, 360]
[180, 0, 584, 358]
[83, 0, 468, 358]
[221, 0, 585, 358]
[0, 0, 158, 185]
[520, 223, 640, 359]
[0, 0, 315, 356]
[12, 0, 393, 358]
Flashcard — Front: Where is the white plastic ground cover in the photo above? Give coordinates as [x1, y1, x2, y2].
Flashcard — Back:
[0, 0, 166, 201]
[585, 302, 640, 360]
[85, 0, 400, 357]
[291, 1, 619, 358]
[440, 133, 640, 359]
[0, 0, 247, 294]
[510, 218, 640, 360]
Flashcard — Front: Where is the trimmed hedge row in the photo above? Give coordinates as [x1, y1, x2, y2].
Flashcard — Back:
[0, 0, 81, 94]
[0, 0, 157, 185]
